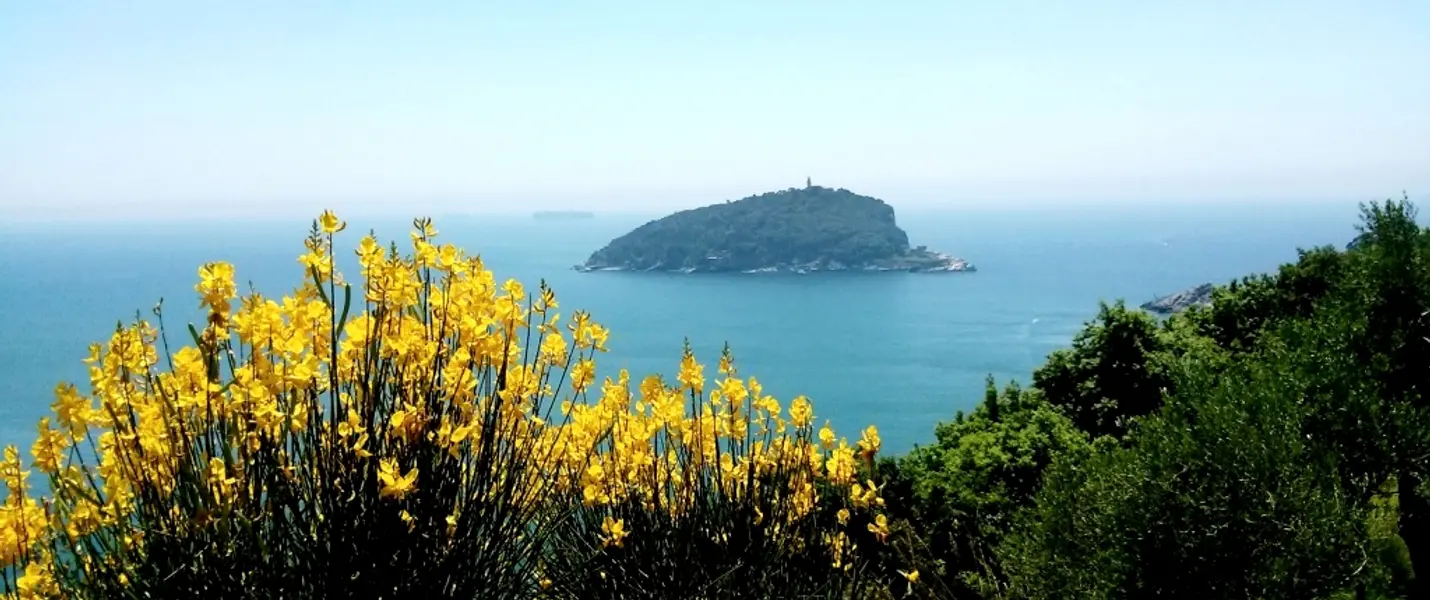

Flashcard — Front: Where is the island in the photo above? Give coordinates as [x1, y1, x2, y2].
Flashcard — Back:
[573, 184, 975, 274]
[533, 210, 596, 221]
[1140, 283, 1215, 314]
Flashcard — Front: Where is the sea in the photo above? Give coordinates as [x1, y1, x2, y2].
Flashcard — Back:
[0, 201, 1373, 456]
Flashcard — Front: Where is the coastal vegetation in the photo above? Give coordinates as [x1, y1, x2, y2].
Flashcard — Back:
[0, 214, 903, 599]
[576, 186, 973, 273]
[880, 194, 1426, 599]
[2, 193, 1426, 598]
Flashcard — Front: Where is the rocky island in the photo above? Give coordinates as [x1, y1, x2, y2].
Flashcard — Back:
[1140, 283, 1215, 314]
[574, 184, 974, 274]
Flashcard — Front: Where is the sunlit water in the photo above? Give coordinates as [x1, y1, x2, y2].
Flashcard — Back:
[0, 201, 1368, 454]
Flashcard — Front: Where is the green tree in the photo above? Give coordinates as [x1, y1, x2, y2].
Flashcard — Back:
[1185, 244, 1350, 352]
[1032, 301, 1172, 440]
[1002, 343, 1370, 599]
[1339, 198, 1430, 596]
[885, 379, 1091, 597]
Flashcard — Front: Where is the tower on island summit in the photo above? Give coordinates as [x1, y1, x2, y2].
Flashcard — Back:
[806, 176, 812, 189]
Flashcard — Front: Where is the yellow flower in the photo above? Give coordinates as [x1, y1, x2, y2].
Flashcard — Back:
[208, 457, 238, 502]
[826, 441, 857, 485]
[2, 445, 30, 494]
[196, 261, 237, 318]
[850, 479, 884, 510]
[571, 359, 596, 392]
[600, 516, 629, 548]
[318, 209, 346, 234]
[338, 408, 365, 439]
[13, 210, 895, 596]
[378, 458, 419, 499]
[789, 396, 814, 428]
[677, 351, 704, 393]
[899, 569, 920, 597]
[867, 513, 889, 543]
[30, 418, 69, 474]
[351, 433, 373, 459]
[587, 323, 609, 351]
[857, 425, 881, 457]
[502, 278, 525, 301]
[818, 421, 836, 450]
[355, 234, 383, 268]
[15, 561, 60, 599]
[50, 383, 91, 440]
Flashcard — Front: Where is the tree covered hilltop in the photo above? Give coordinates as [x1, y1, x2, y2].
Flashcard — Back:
[575, 185, 975, 274]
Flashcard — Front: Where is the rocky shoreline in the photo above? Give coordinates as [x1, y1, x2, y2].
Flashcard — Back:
[1140, 283, 1214, 314]
[574, 249, 975, 274]
[1140, 234, 1364, 314]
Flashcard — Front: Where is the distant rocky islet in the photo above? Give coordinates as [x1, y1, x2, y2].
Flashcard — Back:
[1140, 283, 1215, 314]
[1141, 233, 1367, 315]
[573, 183, 975, 275]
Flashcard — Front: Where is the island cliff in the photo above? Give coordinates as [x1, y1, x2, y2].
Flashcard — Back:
[574, 186, 974, 274]
[1141, 283, 1215, 314]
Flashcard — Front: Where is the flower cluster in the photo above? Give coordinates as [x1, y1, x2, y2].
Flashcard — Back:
[0, 212, 895, 599]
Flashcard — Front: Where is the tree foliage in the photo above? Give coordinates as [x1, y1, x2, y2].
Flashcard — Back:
[1184, 244, 1351, 352]
[1031, 301, 1173, 440]
[1003, 335, 1371, 599]
[896, 194, 1430, 599]
[883, 379, 1090, 596]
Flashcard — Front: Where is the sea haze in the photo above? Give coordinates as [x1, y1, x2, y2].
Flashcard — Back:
[0, 200, 1369, 454]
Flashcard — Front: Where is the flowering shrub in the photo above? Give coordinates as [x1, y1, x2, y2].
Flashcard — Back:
[0, 213, 914, 599]
[542, 344, 895, 598]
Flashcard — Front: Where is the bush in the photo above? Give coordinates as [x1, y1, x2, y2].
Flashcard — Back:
[1032, 301, 1172, 440]
[886, 379, 1090, 597]
[541, 346, 899, 598]
[1001, 343, 1370, 599]
[0, 213, 911, 599]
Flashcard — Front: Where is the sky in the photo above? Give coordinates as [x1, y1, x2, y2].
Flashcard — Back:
[2, 1, 1428, 220]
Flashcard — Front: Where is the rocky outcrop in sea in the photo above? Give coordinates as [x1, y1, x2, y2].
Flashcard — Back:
[1141, 283, 1215, 314]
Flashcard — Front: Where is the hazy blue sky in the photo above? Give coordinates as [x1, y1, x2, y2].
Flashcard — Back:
[2, 1, 1428, 219]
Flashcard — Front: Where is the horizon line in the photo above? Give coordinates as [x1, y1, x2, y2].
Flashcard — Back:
[0, 194, 1398, 229]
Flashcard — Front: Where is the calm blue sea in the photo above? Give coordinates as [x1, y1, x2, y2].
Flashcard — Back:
[0, 201, 1370, 455]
